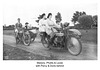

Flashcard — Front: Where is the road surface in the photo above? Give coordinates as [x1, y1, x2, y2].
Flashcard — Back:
[3, 35, 97, 60]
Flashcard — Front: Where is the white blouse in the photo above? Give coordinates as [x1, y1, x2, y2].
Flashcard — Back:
[39, 19, 47, 32]
[46, 19, 61, 28]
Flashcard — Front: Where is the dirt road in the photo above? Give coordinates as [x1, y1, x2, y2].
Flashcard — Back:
[3, 35, 97, 60]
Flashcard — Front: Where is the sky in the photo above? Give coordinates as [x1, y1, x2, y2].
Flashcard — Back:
[3, 1, 97, 27]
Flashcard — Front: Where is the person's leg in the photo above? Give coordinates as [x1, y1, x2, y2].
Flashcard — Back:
[49, 31, 55, 44]
[46, 28, 55, 47]
[41, 32, 45, 43]
[49, 27, 58, 45]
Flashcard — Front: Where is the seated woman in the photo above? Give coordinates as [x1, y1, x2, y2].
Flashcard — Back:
[39, 13, 48, 41]
[46, 13, 61, 39]
[45, 13, 61, 45]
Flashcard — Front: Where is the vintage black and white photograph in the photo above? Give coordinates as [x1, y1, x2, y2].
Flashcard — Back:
[3, 3, 97, 60]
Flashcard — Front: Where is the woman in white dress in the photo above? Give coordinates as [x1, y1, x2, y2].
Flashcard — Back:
[46, 13, 61, 38]
[39, 13, 48, 41]
[45, 13, 61, 46]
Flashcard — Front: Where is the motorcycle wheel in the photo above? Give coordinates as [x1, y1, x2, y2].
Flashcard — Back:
[67, 36, 82, 56]
[22, 34, 31, 46]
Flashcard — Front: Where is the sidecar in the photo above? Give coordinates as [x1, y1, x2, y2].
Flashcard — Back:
[29, 28, 37, 42]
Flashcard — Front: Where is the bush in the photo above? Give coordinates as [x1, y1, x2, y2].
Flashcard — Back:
[78, 15, 94, 28]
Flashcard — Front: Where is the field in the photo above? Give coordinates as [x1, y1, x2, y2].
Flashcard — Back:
[3, 30, 15, 36]
[79, 29, 97, 43]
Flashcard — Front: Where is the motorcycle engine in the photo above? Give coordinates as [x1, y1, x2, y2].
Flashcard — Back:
[54, 37, 63, 43]
[53, 36, 64, 47]
[54, 33, 63, 44]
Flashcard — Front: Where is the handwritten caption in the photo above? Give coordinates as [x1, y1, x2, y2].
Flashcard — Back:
[36, 62, 64, 67]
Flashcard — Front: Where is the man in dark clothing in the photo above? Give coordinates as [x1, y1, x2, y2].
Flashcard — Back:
[15, 18, 23, 37]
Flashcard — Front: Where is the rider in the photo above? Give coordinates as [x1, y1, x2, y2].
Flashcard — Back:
[46, 13, 61, 41]
[15, 18, 23, 37]
[39, 13, 48, 42]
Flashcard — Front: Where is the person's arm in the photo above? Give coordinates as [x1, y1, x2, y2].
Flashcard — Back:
[52, 21, 61, 28]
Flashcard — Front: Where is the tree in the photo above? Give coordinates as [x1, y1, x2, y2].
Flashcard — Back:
[93, 15, 98, 25]
[91, 15, 98, 28]
[78, 15, 94, 28]
[71, 11, 80, 24]
[71, 11, 86, 25]
[82, 11, 86, 15]
[55, 12, 62, 23]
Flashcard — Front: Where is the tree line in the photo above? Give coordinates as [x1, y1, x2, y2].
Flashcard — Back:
[71, 11, 97, 29]
[3, 25, 15, 30]
[36, 11, 97, 29]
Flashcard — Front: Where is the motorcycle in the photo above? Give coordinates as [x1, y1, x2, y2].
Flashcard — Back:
[41, 23, 82, 56]
[14, 28, 37, 46]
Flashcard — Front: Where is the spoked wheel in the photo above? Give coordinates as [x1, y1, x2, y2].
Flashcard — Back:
[22, 34, 31, 46]
[41, 37, 49, 48]
[67, 36, 82, 56]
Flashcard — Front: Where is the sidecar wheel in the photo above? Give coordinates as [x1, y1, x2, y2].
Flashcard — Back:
[22, 34, 31, 46]
[67, 36, 82, 56]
